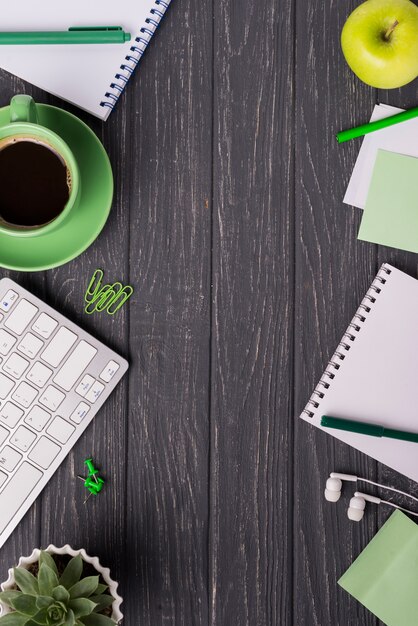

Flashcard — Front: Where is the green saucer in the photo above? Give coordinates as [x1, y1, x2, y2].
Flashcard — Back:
[0, 104, 113, 271]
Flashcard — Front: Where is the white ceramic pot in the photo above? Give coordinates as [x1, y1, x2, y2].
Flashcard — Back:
[0, 544, 123, 623]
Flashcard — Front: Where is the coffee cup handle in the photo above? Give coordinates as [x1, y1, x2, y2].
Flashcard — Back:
[10, 95, 38, 124]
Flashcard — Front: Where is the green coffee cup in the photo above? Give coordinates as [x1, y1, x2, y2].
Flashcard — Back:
[0, 95, 80, 237]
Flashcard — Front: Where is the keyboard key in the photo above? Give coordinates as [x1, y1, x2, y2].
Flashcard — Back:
[27, 362, 53, 388]
[0, 330, 17, 356]
[29, 437, 60, 470]
[70, 402, 90, 425]
[39, 386, 65, 411]
[25, 406, 51, 432]
[10, 426, 37, 452]
[0, 462, 43, 533]
[0, 373, 14, 399]
[41, 327, 77, 368]
[0, 470, 7, 489]
[0, 425, 9, 447]
[76, 374, 95, 397]
[32, 313, 58, 339]
[100, 360, 120, 383]
[47, 417, 75, 444]
[4, 299, 38, 336]
[0, 446, 22, 472]
[3, 353, 29, 379]
[0, 289, 18, 312]
[12, 382, 37, 408]
[0, 402, 23, 428]
[54, 341, 97, 392]
[85, 381, 105, 404]
[18, 332, 44, 359]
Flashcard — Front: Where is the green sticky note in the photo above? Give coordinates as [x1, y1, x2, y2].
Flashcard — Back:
[339, 511, 418, 626]
[358, 150, 418, 253]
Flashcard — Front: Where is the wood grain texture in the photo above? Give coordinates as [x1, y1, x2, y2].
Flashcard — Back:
[294, 0, 381, 624]
[210, 0, 294, 624]
[1, 1, 418, 624]
[123, 0, 212, 623]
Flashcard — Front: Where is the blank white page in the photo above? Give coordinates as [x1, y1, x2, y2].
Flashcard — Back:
[300, 264, 418, 482]
[0, 1, 170, 119]
[343, 104, 418, 209]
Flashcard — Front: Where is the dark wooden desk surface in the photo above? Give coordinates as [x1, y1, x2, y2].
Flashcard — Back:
[1, 1, 417, 624]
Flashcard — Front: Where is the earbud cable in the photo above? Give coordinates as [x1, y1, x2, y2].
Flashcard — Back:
[362, 478, 418, 504]
[383, 500, 418, 517]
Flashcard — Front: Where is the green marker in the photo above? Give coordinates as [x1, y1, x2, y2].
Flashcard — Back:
[321, 415, 418, 444]
[0, 27, 131, 45]
[336, 106, 418, 143]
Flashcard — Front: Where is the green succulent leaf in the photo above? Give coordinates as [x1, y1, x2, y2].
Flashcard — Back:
[59, 557, 83, 591]
[69, 577, 99, 600]
[0, 614, 28, 625]
[36, 596, 54, 610]
[30, 607, 48, 624]
[89, 595, 113, 613]
[38, 564, 60, 597]
[52, 587, 70, 605]
[10, 593, 38, 615]
[93, 586, 107, 596]
[80, 615, 116, 626]
[13, 568, 39, 596]
[38, 553, 58, 578]
[62, 609, 75, 626]
[69, 599, 96, 619]
[0, 591, 22, 607]
[31, 601, 68, 625]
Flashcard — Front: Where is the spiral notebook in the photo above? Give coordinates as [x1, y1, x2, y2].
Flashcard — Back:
[0, 0, 171, 120]
[300, 264, 418, 482]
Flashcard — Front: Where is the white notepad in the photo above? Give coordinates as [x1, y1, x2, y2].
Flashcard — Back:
[300, 264, 418, 482]
[0, 0, 171, 120]
[343, 104, 418, 209]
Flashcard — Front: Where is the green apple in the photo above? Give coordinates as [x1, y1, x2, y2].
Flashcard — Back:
[341, 0, 418, 89]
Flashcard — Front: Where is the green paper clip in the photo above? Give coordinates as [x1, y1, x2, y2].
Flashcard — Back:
[107, 285, 134, 315]
[84, 269, 104, 303]
[84, 284, 113, 314]
[84, 269, 134, 315]
[95, 283, 124, 312]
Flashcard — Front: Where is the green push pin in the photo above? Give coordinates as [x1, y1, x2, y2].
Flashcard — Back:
[78, 458, 105, 503]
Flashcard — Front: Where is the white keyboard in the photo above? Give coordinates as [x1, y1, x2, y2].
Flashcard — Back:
[0, 278, 128, 548]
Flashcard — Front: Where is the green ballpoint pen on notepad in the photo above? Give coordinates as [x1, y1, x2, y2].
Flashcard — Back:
[336, 106, 418, 143]
[321, 415, 418, 444]
[0, 27, 131, 45]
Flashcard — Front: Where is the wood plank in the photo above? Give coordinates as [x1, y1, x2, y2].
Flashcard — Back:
[37, 104, 131, 596]
[294, 0, 380, 623]
[124, 1, 213, 623]
[210, 0, 294, 623]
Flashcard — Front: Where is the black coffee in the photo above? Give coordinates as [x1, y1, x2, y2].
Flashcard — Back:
[0, 139, 70, 227]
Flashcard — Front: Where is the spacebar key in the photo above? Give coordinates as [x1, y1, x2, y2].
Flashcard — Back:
[0, 462, 43, 537]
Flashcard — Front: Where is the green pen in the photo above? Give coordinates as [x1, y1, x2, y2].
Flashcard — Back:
[321, 415, 418, 444]
[336, 106, 418, 143]
[0, 27, 131, 45]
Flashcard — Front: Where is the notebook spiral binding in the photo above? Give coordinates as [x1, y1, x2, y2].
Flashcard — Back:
[302, 264, 392, 418]
[100, 0, 170, 111]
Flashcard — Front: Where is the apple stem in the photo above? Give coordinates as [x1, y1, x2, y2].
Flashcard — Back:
[383, 20, 399, 41]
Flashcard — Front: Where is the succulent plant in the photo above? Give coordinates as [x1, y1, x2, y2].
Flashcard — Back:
[0, 551, 116, 626]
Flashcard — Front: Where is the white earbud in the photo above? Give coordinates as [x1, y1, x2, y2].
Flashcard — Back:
[325, 472, 418, 523]
[347, 491, 418, 522]
[324, 477, 343, 502]
[325, 472, 418, 504]
[347, 494, 367, 521]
